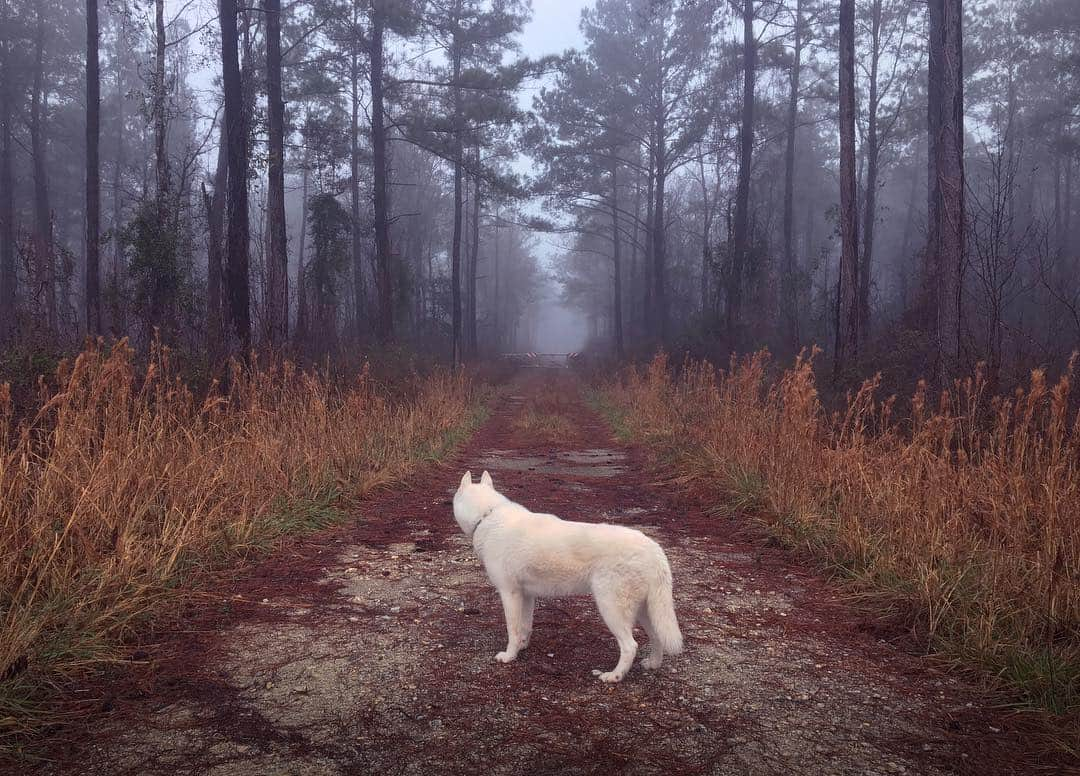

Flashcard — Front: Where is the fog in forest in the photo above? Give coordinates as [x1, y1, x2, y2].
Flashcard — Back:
[0, 0, 1077, 384]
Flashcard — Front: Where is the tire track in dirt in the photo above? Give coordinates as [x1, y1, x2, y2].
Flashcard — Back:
[32, 370, 1067, 775]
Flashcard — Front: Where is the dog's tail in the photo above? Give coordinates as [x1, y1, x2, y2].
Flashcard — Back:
[646, 558, 683, 655]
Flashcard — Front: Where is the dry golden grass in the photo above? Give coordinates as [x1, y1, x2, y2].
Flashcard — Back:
[512, 376, 583, 444]
[0, 340, 481, 751]
[602, 351, 1080, 734]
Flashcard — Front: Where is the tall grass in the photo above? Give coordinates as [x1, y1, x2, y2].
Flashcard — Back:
[513, 374, 582, 444]
[602, 351, 1080, 728]
[0, 340, 481, 750]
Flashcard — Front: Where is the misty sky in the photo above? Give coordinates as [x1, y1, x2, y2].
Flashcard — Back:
[520, 0, 593, 59]
[517, 0, 596, 353]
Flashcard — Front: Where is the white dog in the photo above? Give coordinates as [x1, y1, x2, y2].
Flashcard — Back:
[452, 470, 683, 682]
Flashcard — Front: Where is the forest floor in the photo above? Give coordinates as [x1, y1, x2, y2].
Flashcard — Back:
[27, 370, 1072, 775]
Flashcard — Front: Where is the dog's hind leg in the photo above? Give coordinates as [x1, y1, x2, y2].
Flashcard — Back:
[638, 610, 664, 669]
[495, 587, 525, 663]
[520, 594, 535, 649]
[591, 588, 638, 682]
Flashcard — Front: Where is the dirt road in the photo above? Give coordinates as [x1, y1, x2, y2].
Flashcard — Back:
[36, 371, 1065, 775]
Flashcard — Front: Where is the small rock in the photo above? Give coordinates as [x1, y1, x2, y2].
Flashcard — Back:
[265, 682, 274, 690]
[390, 606, 401, 613]
[260, 598, 270, 604]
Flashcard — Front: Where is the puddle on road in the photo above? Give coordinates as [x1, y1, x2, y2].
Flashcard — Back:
[472, 448, 627, 478]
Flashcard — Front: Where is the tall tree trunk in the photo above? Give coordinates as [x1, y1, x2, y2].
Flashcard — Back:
[111, 26, 126, 334]
[1066, 155, 1073, 255]
[781, 0, 802, 349]
[1053, 121, 1063, 258]
[370, 0, 393, 341]
[349, 33, 365, 340]
[205, 117, 227, 352]
[154, 0, 168, 210]
[699, 157, 713, 320]
[630, 171, 641, 338]
[220, 0, 250, 354]
[492, 204, 500, 349]
[468, 152, 480, 357]
[728, 0, 755, 338]
[611, 160, 624, 357]
[927, 0, 964, 379]
[295, 163, 309, 345]
[643, 158, 654, 331]
[85, 0, 101, 335]
[652, 134, 667, 342]
[859, 0, 882, 335]
[0, 17, 15, 343]
[837, 0, 860, 371]
[924, 0, 942, 323]
[450, 10, 464, 366]
[30, 9, 55, 337]
[264, 0, 287, 347]
[1005, 67, 1016, 254]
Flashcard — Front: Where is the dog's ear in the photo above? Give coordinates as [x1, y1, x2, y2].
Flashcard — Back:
[459, 471, 472, 490]
[480, 470, 493, 488]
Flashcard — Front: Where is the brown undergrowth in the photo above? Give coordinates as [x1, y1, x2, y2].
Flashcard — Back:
[0, 340, 484, 756]
[512, 371, 584, 444]
[598, 351, 1079, 752]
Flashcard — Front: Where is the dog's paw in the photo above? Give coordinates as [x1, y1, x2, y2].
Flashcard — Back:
[495, 651, 517, 663]
[642, 654, 663, 670]
[592, 669, 625, 683]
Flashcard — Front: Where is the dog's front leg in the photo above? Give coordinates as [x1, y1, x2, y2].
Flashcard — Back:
[520, 594, 535, 649]
[495, 587, 524, 663]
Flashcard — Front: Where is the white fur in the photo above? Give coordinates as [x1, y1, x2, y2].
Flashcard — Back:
[453, 470, 683, 682]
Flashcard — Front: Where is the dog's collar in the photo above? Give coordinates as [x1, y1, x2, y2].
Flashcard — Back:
[467, 505, 499, 541]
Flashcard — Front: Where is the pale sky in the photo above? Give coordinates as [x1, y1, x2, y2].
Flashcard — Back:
[520, 0, 593, 60]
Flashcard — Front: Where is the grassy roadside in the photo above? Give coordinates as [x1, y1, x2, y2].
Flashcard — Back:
[594, 352, 1079, 756]
[0, 342, 488, 760]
